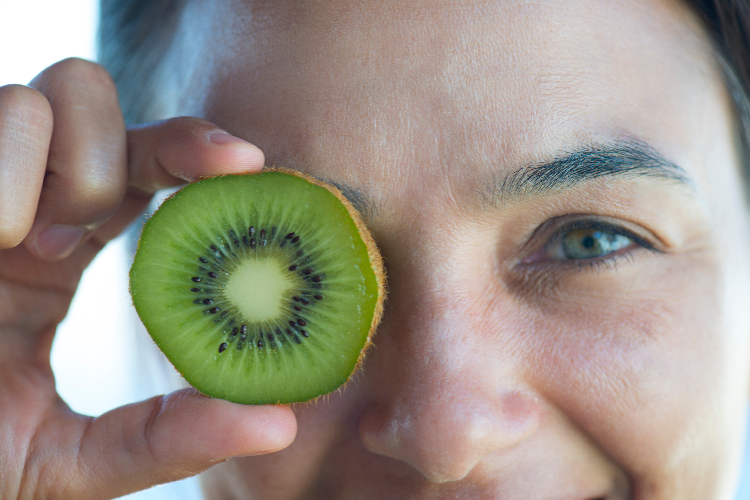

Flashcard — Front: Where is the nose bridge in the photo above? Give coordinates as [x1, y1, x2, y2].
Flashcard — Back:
[359, 239, 541, 483]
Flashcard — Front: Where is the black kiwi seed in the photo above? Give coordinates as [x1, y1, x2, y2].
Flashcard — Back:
[209, 307, 220, 314]
[191, 287, 200, 292]
[311, 276, 322, 282]
[289, 265, 298, 271]
[231, 327, 238, 336]
[250, 238, 256, 248]
[203, 298, 213, 304]
[285, 232, 295, 239]
[297, 318, 306, 326]
[191, 277, 201, 282]
[199, 257, 208, 263]
[219, 343, 228, 353]
[292, 236, 300, 243]
[314, 295, 323, 300]
[208, 271, 218, 278]
[300, 330, 309, 337]
[302, 269, 313, 275]
[300, 297, 309, 305]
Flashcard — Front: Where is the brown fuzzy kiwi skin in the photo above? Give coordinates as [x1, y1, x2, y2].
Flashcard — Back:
[142, 167, 387, 403]
[266, 167, 387, 397]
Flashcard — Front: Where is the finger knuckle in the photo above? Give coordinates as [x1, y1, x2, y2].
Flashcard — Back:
[0, 84, 53, 129]
[37, 58, 118, 101]
[73, 168, 125, 207]
[140, 395, 168, 464]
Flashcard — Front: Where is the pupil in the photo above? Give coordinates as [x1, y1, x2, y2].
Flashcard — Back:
[582, 235, 596, 249]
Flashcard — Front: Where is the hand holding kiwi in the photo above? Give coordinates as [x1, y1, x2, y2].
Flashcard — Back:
[0, 60, 298, 499]
[130, 170, 386, 404]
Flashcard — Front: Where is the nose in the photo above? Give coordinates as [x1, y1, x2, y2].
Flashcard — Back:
[357, 290, 542, 483]
[359, 384, 540, 483]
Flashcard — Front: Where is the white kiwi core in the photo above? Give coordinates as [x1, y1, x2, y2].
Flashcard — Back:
[224, 258, 296, 322]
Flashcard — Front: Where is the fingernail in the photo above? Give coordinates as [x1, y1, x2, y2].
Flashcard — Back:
[33, 225, 86, 260]
[208, 131, 248, 146]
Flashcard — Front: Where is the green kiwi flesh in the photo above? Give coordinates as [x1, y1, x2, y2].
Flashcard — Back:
[130, 170, 385, 404]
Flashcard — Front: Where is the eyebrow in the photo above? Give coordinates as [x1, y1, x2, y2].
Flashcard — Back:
[301, 140, 693, 218]
[318, 178, 380, 218]
[482, 139, 694, 205]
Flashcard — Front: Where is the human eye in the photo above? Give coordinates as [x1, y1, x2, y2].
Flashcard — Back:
[522, 216, 660, 268]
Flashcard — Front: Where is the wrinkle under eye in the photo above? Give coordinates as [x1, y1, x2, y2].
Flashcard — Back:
[561, 229, 632, 260]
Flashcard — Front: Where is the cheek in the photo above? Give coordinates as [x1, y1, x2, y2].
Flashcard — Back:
[489, 253, 749, 497]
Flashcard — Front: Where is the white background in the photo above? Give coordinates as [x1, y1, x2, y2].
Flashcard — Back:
[2, 1, 750, 499]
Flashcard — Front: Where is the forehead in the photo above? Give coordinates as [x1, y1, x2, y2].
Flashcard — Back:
[188, 0, 734, 209]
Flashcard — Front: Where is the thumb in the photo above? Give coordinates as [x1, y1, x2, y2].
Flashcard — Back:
[127, 117, 266, 195]
[61, 388, 296, 499]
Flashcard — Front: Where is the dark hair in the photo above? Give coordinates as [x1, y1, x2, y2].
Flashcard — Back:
[691, 1, 750, 94]
[98, 0, 750, 187]
[689, 0, 750, 193]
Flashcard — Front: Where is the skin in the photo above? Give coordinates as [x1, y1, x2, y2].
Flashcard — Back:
[179, 0, 750, 498]
[0, 0, 749, 499]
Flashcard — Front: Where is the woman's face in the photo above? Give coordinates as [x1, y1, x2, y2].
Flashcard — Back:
[169, 0, 750, 498]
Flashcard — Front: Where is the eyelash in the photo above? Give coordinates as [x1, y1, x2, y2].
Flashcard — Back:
[523, 218, 660, 272]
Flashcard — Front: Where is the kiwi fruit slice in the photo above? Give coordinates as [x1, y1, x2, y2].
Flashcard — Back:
[129, 169, 385, 404]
